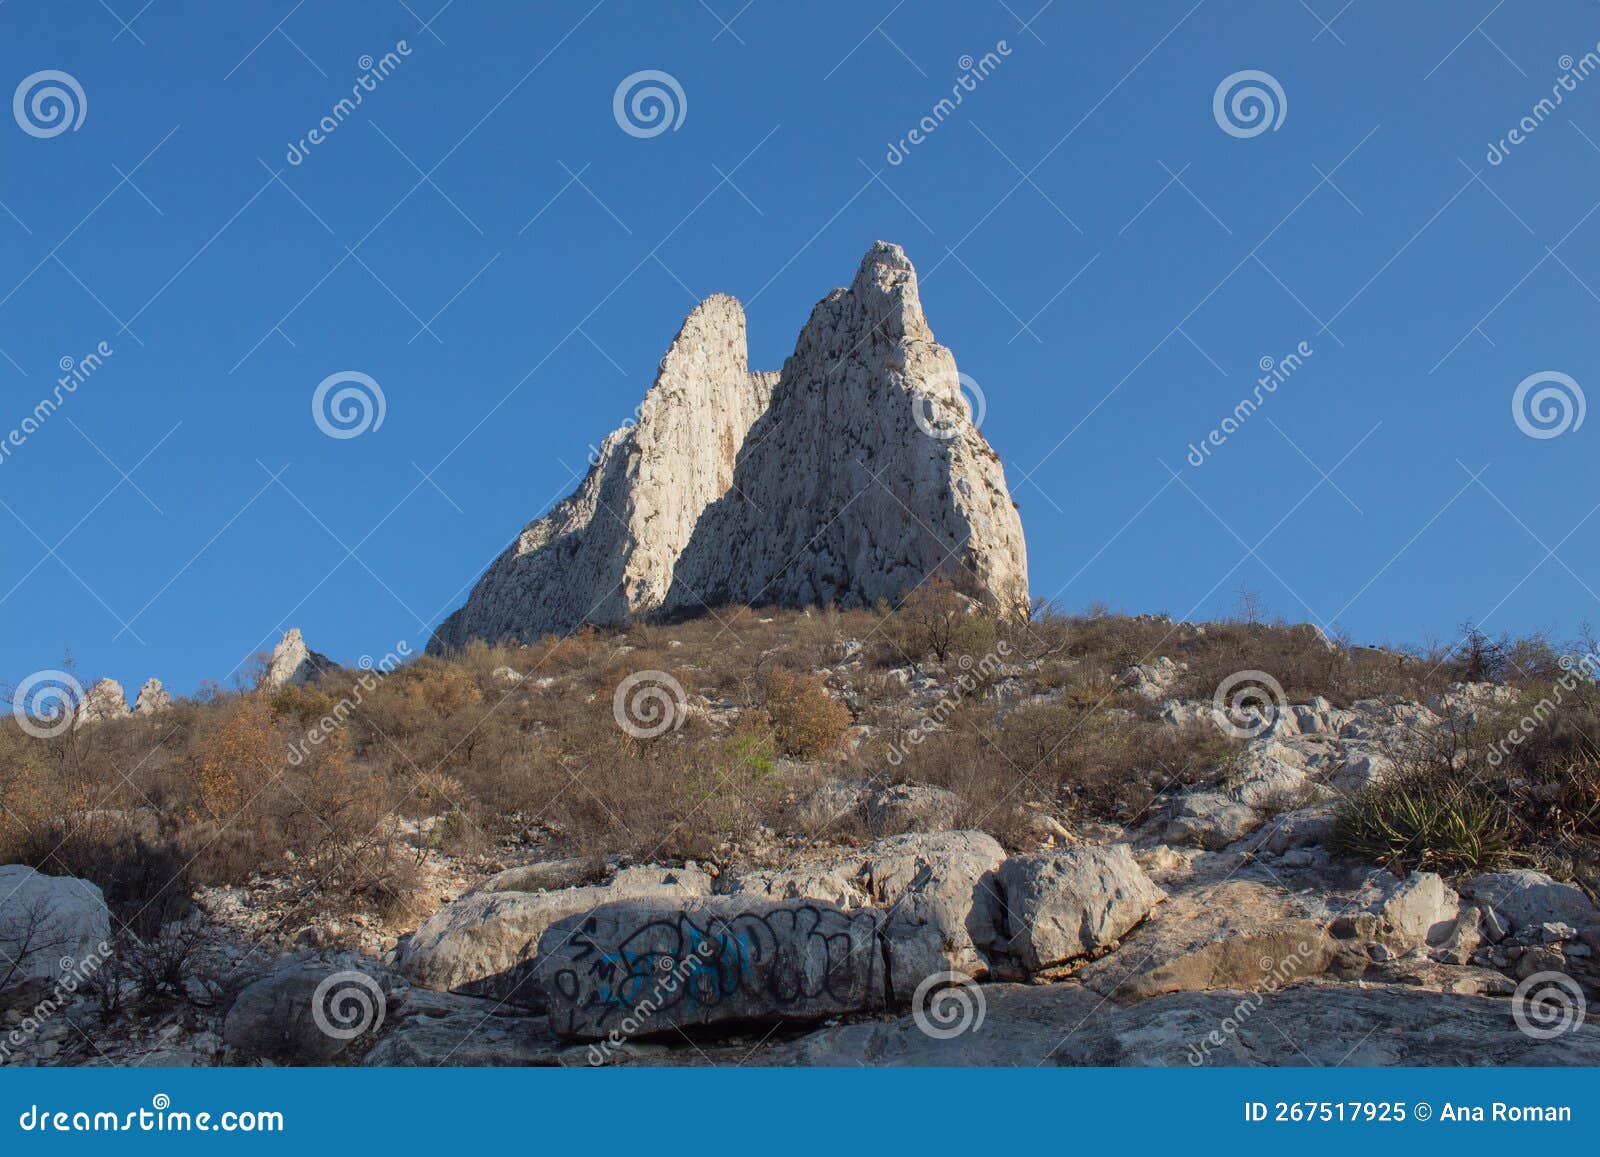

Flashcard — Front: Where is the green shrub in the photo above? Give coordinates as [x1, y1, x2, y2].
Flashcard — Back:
[1332, 776, 1514, 874]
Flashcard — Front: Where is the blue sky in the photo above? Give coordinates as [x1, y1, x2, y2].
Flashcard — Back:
[3, 0, 1599, 696]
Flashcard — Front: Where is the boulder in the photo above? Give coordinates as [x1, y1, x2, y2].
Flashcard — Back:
[0, 866, 110, 986]
[730, 861, 869, 909]
[1226, 741, 1310, 808]
[1164, 790, 1260, 849]
[398, 865, 712, 1008]
[474, 859, 599, 895]
[858, 830, 1006, 995]
[363, 991, 569, 1067]
[1119, 657, 1182, 701]
[223, 964, 399, 1064]
[1462, 870, 1600, 933]
[1332, 751, 1393, 793]
[996, 845, 1165, 972]
[540, 898, 887, 1039]
[1366, 871, 1460, 950]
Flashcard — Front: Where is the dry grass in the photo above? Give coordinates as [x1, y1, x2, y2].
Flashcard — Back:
[2, 604, 1588, 919]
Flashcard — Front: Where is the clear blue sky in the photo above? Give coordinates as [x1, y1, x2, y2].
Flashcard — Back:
[3, 0, 1598, 696]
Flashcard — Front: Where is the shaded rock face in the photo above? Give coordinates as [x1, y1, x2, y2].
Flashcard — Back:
[431, 242, 1028, 652]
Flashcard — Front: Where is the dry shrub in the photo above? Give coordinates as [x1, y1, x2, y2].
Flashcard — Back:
[878, 576, 1001, 667]
[884, 699, 1236, 843]
[761, 668, 851, 759]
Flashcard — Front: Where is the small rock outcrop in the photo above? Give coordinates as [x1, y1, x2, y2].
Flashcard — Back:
[132, 678, 171, 715]
[430, 241, 1028, 651]
[265, 628, 334, 689]
[73, 678, 130, 727]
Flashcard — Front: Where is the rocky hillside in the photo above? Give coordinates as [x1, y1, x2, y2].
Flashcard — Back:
[3, 609, 1597, 1066]
[430, 242, 1029, 652]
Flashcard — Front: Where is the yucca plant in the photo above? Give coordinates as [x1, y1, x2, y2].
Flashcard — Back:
[1332, 775, 1515, 873]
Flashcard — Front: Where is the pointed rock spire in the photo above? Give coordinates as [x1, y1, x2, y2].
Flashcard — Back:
[430, 241, 1028, 651]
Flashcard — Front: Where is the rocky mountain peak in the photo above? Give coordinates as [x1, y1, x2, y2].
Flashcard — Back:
[430, 241, 1028, 652]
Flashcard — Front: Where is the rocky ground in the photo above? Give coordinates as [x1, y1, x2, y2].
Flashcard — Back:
[6, 638, 1599, 1068]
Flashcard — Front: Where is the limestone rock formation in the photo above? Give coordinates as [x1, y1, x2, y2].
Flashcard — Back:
[431, 296, 774, 650]
[265, 628, 334, 689]
[73, 678, 129, 727]
[430, 242, 1028, 652]
[132, 678, 171, 715]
